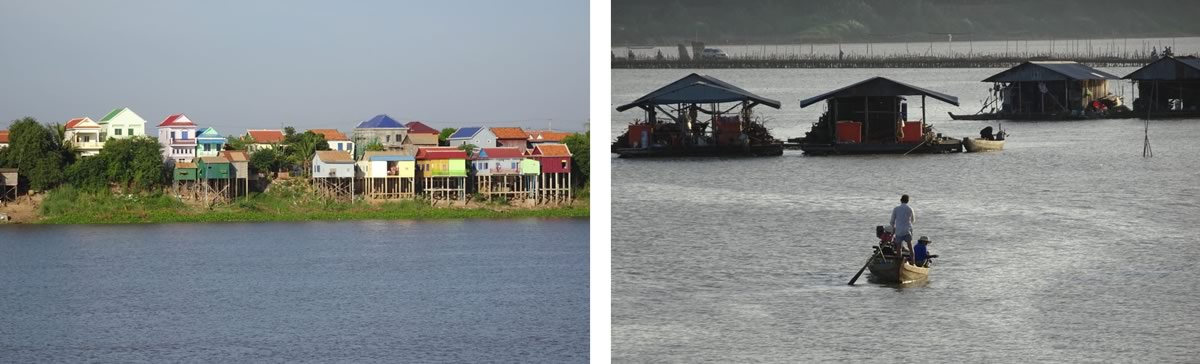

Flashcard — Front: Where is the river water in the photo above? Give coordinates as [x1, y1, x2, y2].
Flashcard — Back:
[612, 69, 1200, 362]
[0, 219, 588, 363]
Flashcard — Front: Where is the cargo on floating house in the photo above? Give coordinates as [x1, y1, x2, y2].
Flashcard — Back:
[352, 114, 408, 158]
[471, 147, 526, 201]
[358, 150, 416, 200]
[195, 127, 226, 158]
[97, 107, 147, 141]
[490, 127, 530, 153]
[195, 156, 233, 204]
[447, 127, 496, 150]
[311, 150, 355, 200]
[157, 114, 198, 163]
[64, 117, 104, 156]
[529, 143, 573, 203]
[1124, 56, 1200, 117]
[797, 77, 963, 155]
[415, 147, 468, 202]
[612, 73, 784, 158]
[950, 61, 1122, 120]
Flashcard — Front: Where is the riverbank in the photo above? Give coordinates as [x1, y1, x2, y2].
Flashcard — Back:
[3, 184, 588, 224]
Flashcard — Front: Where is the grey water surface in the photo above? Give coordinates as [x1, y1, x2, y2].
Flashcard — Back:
[0, 219, 588, 363]
[612, 68, 1200, 362]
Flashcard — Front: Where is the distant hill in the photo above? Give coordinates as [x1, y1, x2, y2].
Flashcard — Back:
[613, 0, 1200, 45]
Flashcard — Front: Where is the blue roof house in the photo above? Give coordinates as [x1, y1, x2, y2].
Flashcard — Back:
[352, 114, 409, 159]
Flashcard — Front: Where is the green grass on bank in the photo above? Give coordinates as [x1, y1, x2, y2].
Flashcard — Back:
[37, 184, 589, 224]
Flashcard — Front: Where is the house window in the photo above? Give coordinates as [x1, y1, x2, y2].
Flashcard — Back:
[171, 131, 176, 139]
[182, 131, 188, 139]
[316, 165, 321, 173]
[204, 144, 211, 151]
[115, 128, 122, 136]
[385, 135, 390, 143]
[128, 128, 134, 136]
[561, 160, 568, 169]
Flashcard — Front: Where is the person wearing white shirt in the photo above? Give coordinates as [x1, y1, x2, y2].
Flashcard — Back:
[890, 194, 916, 262]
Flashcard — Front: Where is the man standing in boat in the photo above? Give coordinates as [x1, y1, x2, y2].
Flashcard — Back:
[890, 194, 916, 262]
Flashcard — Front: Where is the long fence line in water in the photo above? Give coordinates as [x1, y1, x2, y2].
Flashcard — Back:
[613, 54, 1155, 69]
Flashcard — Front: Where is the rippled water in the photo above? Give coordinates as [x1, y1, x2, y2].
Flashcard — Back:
[0, 219, 588, 363]
[612, 69, 1200, 362]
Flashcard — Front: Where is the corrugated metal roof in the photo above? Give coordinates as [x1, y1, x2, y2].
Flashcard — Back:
[405, 121, 439, 134]
[406, 133, 439, 146]
[449, 127, 482, 139]
[617, 73, 782, 112]
[983, 61, 1120, 82]
[175, 162, 197, 169]
[799, 77, 959, 108]
[199, 156, 229, 164]
[490, 127, 527, 139]
[364, 151, 415, 161]
[356, 114, 405, 128]
[158, 114, 195, 127]
[99, 107, 126, 122]
[315, 150, 354, 163]
[477, 147, 524, 159]
[1123, 56, 1200, 80]
[416, 147, 468, 160]
[221, 150, 249, 162]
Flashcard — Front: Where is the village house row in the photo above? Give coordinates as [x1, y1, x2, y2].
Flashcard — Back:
[0, 109, 578, 204]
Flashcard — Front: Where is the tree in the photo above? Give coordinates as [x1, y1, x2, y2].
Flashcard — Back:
[65, 154, 110, 191]
[439, 128, 456, 146]
[364, 141, 386, 152]
[224, 134, 253, 150]
[0, 117, 67, 190]
[100, 137, 165, 191]
[457, 143, 478, 158]
[284, 131, 329, 176]
[561, 132, 589, 184]
[249, 148, 282, 176]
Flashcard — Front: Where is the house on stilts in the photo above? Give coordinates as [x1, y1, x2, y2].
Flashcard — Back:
[471, 147, 527, 201]
[196, 156, 233, 204]
[528, 143, 573, 203]
[311, 151, 355, 200]
[416, 147, 468, 202]
[358, 151, 416, 200]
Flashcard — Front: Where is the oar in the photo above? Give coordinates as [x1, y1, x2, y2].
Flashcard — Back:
[847, 251, 879, 286]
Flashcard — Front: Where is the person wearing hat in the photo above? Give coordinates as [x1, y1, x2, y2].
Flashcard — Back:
[889, 194, 916, 261]
[914, 236, 932, 267]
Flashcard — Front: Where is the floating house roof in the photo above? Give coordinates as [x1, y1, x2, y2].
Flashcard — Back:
[1123, 56, 1200, 81]
[309, 129, 349, 141]
[490, 127, 528, 140]
[983, 61, 1120, 82]
[616, 73, 782, 112]
[477, 147, 524, 159]
[158, 114, 195, 127]
[531, 143, 571, 157]
[363, 150, 415, 161]
[65, 117, 100, 129]
[405, 121, 439, 134]
[247, 129, 285, 143]
[315, 150, 354, 163]
[449, 127, 483, 139]
[356, 114, 405, 128]
[799, 77, 959, 108]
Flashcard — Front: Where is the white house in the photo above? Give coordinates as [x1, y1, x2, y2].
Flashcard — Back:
[446, 127, 497, 149]
[64, 117, 104, 156]
[246, 129, 286, 152]
[309, 129, 354, 154]
[312, 150, 355, 178]
[97, 107, 147, 141]
[157, 114, 198, 163]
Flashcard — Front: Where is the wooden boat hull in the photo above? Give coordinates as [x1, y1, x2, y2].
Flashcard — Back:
[613, 143, 783, 158]
[867, 258, 930, 284]
[948, 111, 1130, 121]
[798, 138, 963, 156]
[963, 137, 1005, 152]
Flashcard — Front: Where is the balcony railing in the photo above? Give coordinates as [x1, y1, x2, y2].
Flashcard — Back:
[170, 137, 197, 145]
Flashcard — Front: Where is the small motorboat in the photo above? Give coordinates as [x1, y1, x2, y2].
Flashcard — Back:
[854, 226, 935, 285]
[963, 125, 1007, 153]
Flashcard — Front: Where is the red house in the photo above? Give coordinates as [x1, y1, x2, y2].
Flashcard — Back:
[530, 143, 572, 174]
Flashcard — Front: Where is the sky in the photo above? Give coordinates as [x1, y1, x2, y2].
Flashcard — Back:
[0, 0, 589, 136]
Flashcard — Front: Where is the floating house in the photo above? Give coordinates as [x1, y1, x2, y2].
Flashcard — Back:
[415, 147, 468, 202]
[311, 151, 355, 199]
[157, 114, 198, 163]
[471, 147, 526, 201]
[359, 150, 416, 200]
[0, 168, 17, 202]
[221, 150, 251, 198]
[171, 161, 199, 199]
[97, 107, 147, 140]
[0, 130, 8, 149]
[613, 73, 783, 158]
[64, 117, 104, 156]
[529, 143, 573, 203]
[950, 61, 1121, 120]
[310, 129, 354, 154]
[403, 121, 441, 151]
[797, 77, 963, 155]
[490, 127, 529, 153]
[447, 127, 496, 149]
[352, 114, 408, 157]
[195, 127, 226, 158]
[1124, 56, 1200, 117]
[196, 156, 232, 203]
[246, 129, 285, 152]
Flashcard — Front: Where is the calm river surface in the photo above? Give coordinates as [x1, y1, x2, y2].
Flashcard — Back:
[612, 68, 1200, 362]
[0, 219, 588, 363]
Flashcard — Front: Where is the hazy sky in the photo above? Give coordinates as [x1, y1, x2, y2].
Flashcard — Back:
[0, 0, 588, 135]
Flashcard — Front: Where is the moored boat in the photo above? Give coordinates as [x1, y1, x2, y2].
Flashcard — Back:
[963, 125, 1007, 152]
[867, 257, 929, 284]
